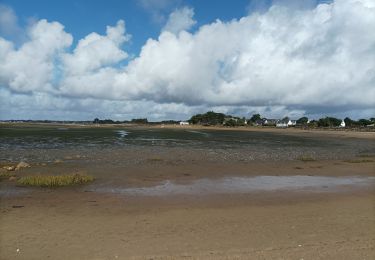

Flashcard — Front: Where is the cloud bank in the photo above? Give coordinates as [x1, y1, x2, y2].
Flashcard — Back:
[0, 0, 374, 120]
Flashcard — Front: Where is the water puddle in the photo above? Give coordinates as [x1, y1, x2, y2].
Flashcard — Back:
[96, 175, 375, 196]
[185, 130, 211, 137]
[0, 186, 30, 197]
[115, 130, 129, 138]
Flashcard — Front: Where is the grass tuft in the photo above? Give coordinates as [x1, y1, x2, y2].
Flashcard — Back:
[0, 171, 16, 180]
[17, 174, 94, 187]
[147, 157, 164, 162]
[344, 159, 374, 163]
[357, 154, 375, 158]
[297, 156, 316, 162]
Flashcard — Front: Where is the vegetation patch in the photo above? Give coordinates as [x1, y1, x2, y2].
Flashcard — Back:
[357, 154, 375, 158]
[147, 157, 164, 162]
[0, 171, 16, 180]
[17, 174, 94, 187]
[297, 156, 316, 162]
[344, 159, 374, 163]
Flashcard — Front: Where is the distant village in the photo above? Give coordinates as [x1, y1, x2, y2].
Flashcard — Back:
[181, 111, 375, 129]
[2, 111, 374, 129]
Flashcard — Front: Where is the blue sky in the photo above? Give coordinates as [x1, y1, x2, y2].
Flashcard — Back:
[0, 0, 328, 57]
[1, 0, 249, 52]
[0, 0, 373, 121]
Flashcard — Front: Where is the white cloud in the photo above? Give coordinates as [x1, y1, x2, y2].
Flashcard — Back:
[138, 0, 181, 24]
[0, 0, 374, 120]
[0, 4, 23, 40]
[62, 20, 129, 75]
[163, 7, 196, 34]
[0, 19, 72, 93]
[115, 0, 375, 110]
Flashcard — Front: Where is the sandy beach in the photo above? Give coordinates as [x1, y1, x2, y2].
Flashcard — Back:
[0, 125, 374, 259]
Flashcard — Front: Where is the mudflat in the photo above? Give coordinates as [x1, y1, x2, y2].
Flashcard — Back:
[0, 125, 374, 259]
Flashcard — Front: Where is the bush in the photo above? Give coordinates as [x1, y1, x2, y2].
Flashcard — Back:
[17, 174, 94, 187]
[317, 117, 342, 127]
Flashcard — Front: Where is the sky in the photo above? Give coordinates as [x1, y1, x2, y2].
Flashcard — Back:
[0, 0, 374, 121]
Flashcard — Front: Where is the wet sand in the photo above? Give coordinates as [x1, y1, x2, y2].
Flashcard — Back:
[0, 127, 374, 259]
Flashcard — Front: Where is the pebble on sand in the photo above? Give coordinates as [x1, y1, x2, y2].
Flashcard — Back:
[15, 161, 30, 170]
[3, 166, 15, 171]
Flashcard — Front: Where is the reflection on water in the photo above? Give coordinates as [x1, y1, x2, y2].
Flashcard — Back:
[115, 130, 129, 138]
[96, 176, 375, 196]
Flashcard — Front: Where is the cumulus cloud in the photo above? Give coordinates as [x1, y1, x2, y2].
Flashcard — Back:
[62, 20, 129, 75]
[0, 0, 374, 120]
[138, 0, 182, 24]
[59, 20, 130, 98]
[0, 19, 72, 93]
[163, 7, 196, 34]
[0, 4, 23, 41]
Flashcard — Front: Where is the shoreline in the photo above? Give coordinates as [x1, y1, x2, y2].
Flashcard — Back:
[1, 173, 374, 259]
[1, 126, 374, 259]
[1, 121, 374, 139]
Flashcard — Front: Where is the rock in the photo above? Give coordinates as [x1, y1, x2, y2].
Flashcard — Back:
[64, 156, 73, 160]
[15, 161, 30, 170]
[54, 159, 63, 164]
[3, 166, 15, 171]
[9, 176, 17, 181]
[41, 163, 47, 166]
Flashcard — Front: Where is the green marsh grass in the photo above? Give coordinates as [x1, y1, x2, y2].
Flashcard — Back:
[344, 159, 374, 163]
[17, 174, 94, 187]
[298, 155, 316, 162]
[0, 171, 16, 180]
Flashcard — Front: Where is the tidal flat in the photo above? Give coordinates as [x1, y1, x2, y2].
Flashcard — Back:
[0, 124, 374, 259]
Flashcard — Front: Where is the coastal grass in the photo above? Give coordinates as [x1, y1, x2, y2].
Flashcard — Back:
[147, 157, 164, 162]
[17, 173, 94, 187]
[298, 155, 316, 162]
[357, 153, 375, 158]
[344, 159, 374, 163]
[0, 171, 16, 180]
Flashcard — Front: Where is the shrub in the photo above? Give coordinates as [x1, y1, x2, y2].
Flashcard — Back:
[17, 174, 94, 187]
[298, 155, 316, 162]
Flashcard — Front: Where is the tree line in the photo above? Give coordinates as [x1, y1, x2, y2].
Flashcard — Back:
[92, 112, 375, 128]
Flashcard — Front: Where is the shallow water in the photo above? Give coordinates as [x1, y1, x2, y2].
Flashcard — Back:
[1, 126, 374, 163]
[94, 175, 375, 196]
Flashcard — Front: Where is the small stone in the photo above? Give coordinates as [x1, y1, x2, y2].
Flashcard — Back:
[9, 176, 17, 181]
[4, 166, 15, 171]
[54, 159, 63, 164]
[15, 161, 30, 170]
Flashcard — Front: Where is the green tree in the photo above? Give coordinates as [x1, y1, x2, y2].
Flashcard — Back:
[249, 114, 261, 122]
[318, 117, 341, 127]
[131, 118, 148, 124]
[357, 119, 372, 126]
[224, 119, 237, 127]
[189, 111, 226, 125]
[344, 117, 355, 127]
[296, 117, 308, 125]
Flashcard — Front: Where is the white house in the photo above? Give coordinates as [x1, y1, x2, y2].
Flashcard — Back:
[276, 119, 288, 128]
[180, 121, 189, 126]
[340, 120, 346, 127]
[287, 120, 297, 126]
